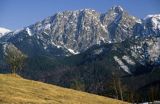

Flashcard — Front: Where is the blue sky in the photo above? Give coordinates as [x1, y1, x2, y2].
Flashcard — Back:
[0, 0, 160, 30]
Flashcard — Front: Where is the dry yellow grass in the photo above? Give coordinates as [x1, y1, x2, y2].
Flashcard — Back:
[0, 74, 128, 104]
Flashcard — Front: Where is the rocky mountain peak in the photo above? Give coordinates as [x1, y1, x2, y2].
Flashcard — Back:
[80, 8, 96, 13]
[144, 14, 160, 29]
[0, 7, 159, 57]
[111, 5, 124, 14]
[142, 14, 160, 36]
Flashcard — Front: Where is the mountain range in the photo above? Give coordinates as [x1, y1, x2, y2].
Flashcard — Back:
[0, 6, 160, 103]
[0, 6, 159, 57]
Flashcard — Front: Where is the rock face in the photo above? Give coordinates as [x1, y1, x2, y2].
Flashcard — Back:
[0, 6, 159, 57]
[101, 6, 141, 42]
[30, 9, 109, 52]
[0, 6, 142, 56]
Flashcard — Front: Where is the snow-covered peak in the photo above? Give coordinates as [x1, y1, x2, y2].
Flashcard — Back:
[144, 14, 160, 29]
[80, 8, 96, 12]
[78, 8, 99, 16]
[0, 27, 11, 37]
[111, 5, 124, 13]
[144, 14, 160, 19]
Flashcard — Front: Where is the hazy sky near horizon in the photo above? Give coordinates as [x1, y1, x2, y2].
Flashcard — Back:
[0, 0, 160, 30]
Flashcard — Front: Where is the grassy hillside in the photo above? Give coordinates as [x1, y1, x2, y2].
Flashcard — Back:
[0, 74, 128, 104]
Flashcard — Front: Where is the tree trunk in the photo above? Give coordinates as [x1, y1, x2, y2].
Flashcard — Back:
[113, 75, 118, 99]
[118, 78, 123, 101]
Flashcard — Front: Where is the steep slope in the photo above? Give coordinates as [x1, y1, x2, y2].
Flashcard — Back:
[0, 7, 159, 57]
[100, 6, 141, 42]
[0, 6, 142, 57]
[0, 74, 128, 104]
[8, 35, 158, 102]
[54, 36, 160, 102]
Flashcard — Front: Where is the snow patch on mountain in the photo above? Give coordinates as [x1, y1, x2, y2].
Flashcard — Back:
[51, 41, 79, 55]
[26, 28, 33, 36]
[122, 55, 135, 65]
[44, 24, 51, 30]
[51, 42, 60, 48]
[0, 27, 11, 37]
[67, 48, 79, 55]
[114, 56, 131, 74]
